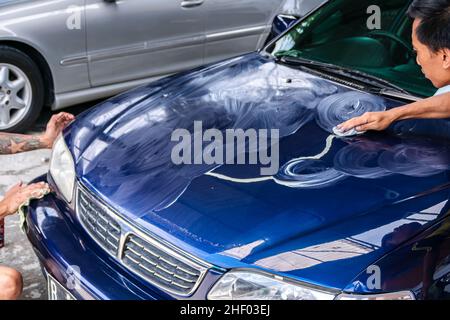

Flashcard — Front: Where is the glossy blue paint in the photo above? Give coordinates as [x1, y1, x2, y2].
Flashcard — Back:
[345, 212, 450, 300]
[27, 52, 450, 299]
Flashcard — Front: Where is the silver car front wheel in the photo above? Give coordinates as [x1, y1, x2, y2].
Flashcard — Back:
[0, 64, 33, 130]
[0, 45, 45, 132]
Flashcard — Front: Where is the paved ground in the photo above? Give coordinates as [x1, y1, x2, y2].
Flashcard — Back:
[0, 103, 95, 300]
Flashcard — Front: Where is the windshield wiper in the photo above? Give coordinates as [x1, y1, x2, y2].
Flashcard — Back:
[277, 55, 411, 96]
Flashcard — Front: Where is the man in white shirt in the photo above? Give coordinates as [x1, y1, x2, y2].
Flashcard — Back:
[338, 0, 450, 133]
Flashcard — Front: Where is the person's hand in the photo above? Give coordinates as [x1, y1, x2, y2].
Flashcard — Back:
[40, 112, 75, 148]
[0, 182, 50, 217]
[337, 111, 396, 133]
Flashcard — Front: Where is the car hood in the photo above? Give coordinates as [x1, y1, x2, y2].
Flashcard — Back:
[65, 53, 450, 290]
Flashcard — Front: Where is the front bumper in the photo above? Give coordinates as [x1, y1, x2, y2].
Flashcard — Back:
[25, 175, 221, 300]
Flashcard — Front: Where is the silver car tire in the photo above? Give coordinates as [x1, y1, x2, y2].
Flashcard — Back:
[0, 46, 44, 132]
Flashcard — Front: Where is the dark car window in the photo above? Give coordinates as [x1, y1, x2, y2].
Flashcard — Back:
[270, 0, 436, 97]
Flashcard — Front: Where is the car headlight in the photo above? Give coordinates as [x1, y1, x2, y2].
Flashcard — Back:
[335, 291, 415, 300]
[207, 270, 336, 300]
[49, 135, 75, 202]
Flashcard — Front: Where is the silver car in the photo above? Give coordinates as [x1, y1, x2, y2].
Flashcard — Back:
[0, 0, 311, 131]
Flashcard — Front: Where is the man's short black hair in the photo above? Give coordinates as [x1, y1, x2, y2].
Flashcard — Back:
[408, 0, 450, 52]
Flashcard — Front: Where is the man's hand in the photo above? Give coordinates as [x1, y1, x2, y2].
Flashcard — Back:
[0, 182, 50, 218]
[337, 110, 397, 133]
[40, 112, 75, 148]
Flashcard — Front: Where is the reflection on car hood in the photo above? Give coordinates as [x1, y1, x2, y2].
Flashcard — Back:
[65, 53, 450, 290]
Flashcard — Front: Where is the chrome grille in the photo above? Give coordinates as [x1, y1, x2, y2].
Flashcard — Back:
[76, 184, 209, 296]
[122, 234, 203, 295]
[77, 188, 121, 256]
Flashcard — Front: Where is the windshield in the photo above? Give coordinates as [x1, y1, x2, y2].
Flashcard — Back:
[268, 0, 436, 98]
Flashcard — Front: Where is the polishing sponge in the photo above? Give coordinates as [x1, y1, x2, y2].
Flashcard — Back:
[332, 126, 365, 137]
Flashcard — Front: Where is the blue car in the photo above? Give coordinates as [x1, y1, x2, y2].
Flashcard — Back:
[26, 0, 450, 300]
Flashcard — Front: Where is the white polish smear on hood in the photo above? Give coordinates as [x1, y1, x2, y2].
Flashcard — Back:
[205, 92, 389, 189]
[315, 91, 386, 135]
[206, 135, 343, 189]
[378, 143, 450, 177]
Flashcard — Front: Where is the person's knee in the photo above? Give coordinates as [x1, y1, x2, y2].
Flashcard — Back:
[0, 267, 23, 300]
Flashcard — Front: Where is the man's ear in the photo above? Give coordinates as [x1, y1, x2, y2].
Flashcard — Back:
[442, 48, 450, 69]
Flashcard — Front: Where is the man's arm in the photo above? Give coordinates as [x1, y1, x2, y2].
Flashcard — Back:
[0, 112, 74, 155]
[0, 182, 50, 219]
[389, 92, 450, 121]
[0, 133, 49, 155]
[338, 92, 450, 132]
